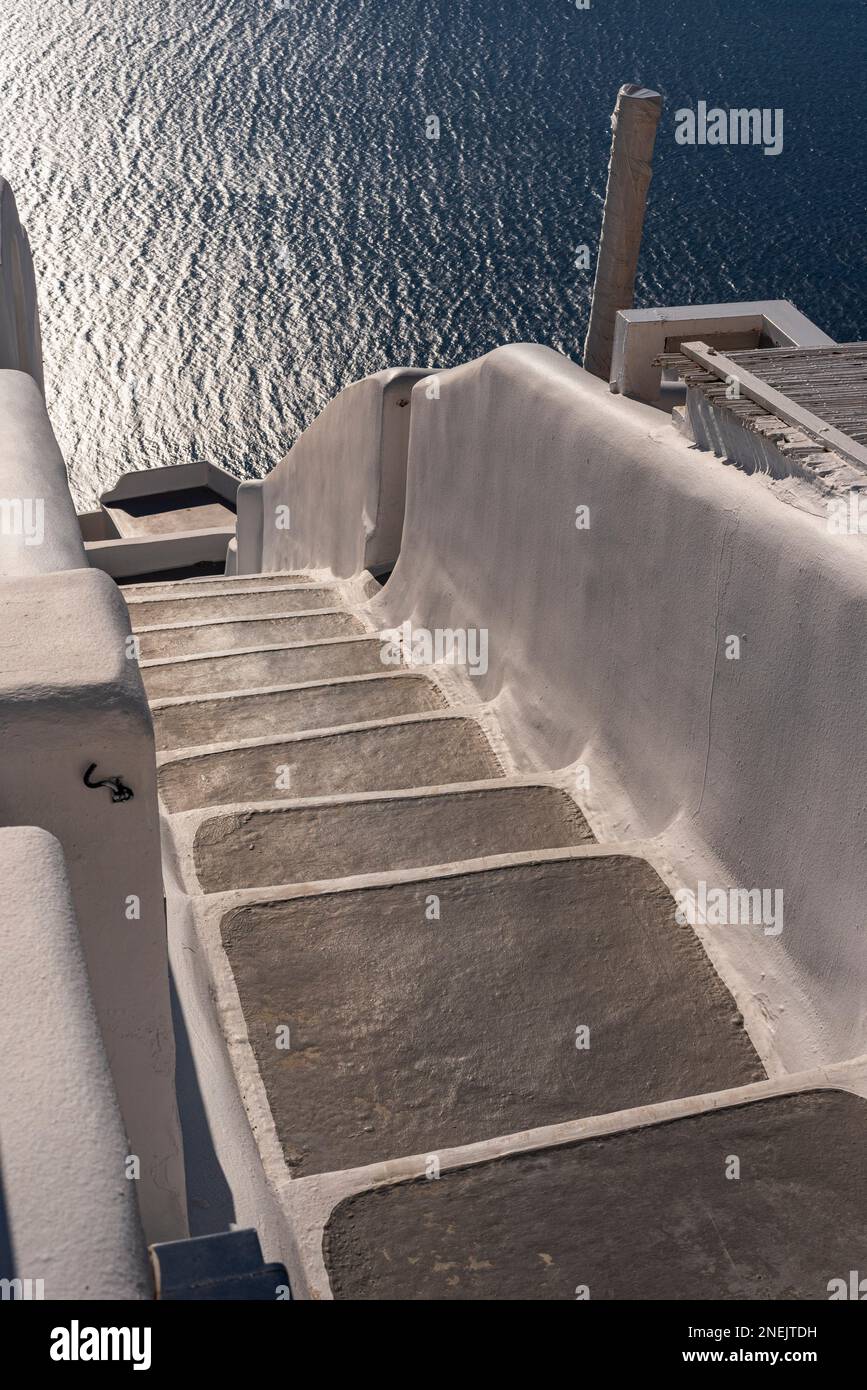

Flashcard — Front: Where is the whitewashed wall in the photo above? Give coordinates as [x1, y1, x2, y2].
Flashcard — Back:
[0, 827, 152, 1299]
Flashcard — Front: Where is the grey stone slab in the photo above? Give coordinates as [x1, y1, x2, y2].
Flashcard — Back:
[160, 717, 503, 812]
[141, 638, 387, 699]
[195, 786, 594, 891]
[129, 587, 338, 628]
[154, 675, 446, 751]
[138, 611, 363, 659]
[121, 573, 312, 600]
[106, 486, 235, 537]
[220, 857, 763, 1177]
[324, 1089, 867, 1301]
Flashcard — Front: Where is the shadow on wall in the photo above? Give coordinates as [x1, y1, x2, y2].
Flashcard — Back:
[0, 1160, 16, 1282]
[169, 973, 236, 1237]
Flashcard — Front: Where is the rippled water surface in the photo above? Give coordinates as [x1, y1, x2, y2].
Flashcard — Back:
[1, 0, 864, 507]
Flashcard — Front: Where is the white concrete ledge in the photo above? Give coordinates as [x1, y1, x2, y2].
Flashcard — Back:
[86, 526, 234, 579]
[100, 460, 239, 506]
[0, 827, 151, 1300]
[611, 300, 834, 405]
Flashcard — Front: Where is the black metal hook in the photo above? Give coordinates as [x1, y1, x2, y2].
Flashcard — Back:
[83, 763, 134, 803]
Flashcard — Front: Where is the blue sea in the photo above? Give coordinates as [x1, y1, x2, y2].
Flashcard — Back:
[1, 0, 864, 508]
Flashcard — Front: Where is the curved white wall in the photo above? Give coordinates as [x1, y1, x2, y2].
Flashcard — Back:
[237, 367, 428, 577]
[368, 344, 867, 1066]
[0, 370, 86, 575]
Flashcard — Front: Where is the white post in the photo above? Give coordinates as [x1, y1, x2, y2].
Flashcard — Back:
[583, 85, 662, 382]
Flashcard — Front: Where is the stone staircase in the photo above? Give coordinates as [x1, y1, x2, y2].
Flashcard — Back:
[123, 567, 785, 1297]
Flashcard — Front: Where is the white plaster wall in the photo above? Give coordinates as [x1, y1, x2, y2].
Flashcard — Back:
[239, 368, 428, 577]
[367, 344, 867, 1066]
[0, 827, 151, 1299]
[0, 370, 86, 574]
[0, 568, 187, 1243]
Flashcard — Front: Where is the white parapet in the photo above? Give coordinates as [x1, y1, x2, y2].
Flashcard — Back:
[363, 342, 867, 1068]
[0, 370, 87, 575]
[0, 827, 151, 1299]
[236, 367, 429, 576]
[0, 567, 187, 1244]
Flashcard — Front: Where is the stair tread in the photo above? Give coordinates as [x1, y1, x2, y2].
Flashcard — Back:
[141, 636, 388, 698]
[193, 784, 594, 891]
[121, 571, 315, 599]
[139, 611, 365, 660]
[324, 1089, 867, 1301]
[219, 854, 764, 1177]
[158, 714, 504, 812]
[153, 674, 445, 751]
[128, 587, 339, 628]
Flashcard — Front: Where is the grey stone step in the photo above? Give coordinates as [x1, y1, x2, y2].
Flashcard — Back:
[121, 572, 314, 599]
[141, 637, 387, 699]
[152, 674, 446, 751]
[193, 784, 595, 891]
[158, 715, 504, 812]
[106, 486, 234, 539]
[324, 1088, 867, 1301]
[128, 586, 338, 628]
[138, 611, 364, 660]
[219, 855, 764, 1178]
